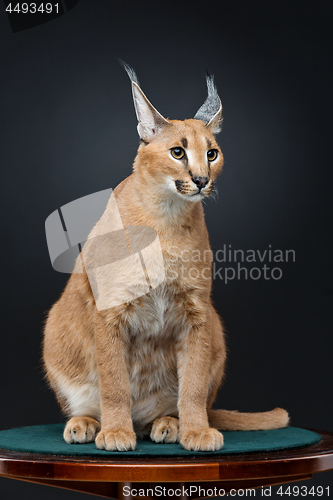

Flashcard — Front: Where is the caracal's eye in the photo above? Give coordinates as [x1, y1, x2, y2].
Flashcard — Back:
[171, 147, 185, 160]
[207, 149, 218, 162]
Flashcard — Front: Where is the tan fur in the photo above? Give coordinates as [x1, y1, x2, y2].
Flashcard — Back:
[43, 110, 289, 452]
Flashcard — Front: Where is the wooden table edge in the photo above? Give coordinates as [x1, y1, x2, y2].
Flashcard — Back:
[0, 429, 332, 483]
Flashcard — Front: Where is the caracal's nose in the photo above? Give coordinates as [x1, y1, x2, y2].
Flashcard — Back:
[193, 176, 209, 189]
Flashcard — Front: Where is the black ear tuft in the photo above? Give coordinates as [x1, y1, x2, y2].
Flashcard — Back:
[119, 59, 140, 86]
[119, 60, 170, 141]
[194, 73, 222, 133]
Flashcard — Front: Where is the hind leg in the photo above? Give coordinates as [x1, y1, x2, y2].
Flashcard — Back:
[207, 308, 227, 409]
[64, 416, 101, 444]
[48, 372, 102, 444]
[150, 416, 179, 444]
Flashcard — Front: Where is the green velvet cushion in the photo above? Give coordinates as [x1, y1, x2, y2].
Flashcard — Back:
[0, 424, 321, 457]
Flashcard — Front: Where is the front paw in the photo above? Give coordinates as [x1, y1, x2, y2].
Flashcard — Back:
[95, 428, 136, 451]
[180, 427, 224, 451]
[150, 417, 179, 444]
[63, 417, 101, 444]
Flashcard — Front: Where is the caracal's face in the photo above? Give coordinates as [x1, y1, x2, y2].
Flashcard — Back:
[137, 119, 224, 202]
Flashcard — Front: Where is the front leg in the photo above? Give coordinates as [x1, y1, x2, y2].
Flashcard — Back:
[94, 309, 136, 451]
[177, 313, 224, 451]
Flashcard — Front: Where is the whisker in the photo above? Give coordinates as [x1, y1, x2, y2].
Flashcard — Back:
[209, 184, 219, 203]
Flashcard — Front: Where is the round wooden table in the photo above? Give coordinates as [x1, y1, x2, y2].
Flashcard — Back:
[1, 429, 333, 499]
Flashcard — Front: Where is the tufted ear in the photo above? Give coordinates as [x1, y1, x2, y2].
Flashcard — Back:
[194, 73, 223, 134]
[121, 61, 170, 142]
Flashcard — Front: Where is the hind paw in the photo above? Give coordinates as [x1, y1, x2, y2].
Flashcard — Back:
[63, 417, 101, 444]
[150, 416, 179, 444]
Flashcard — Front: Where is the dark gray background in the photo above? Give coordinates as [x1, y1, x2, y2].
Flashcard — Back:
[0, 1, 332, 498]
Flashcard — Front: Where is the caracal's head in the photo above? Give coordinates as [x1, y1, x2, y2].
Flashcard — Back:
[122, 63, 224, 203]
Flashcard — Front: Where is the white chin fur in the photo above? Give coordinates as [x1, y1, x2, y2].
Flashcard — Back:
[174, 189, 204, 203]
[186, 192, 204, 202]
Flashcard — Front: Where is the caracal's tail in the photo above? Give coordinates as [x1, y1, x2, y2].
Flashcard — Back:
[208, 407, 289, 431]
